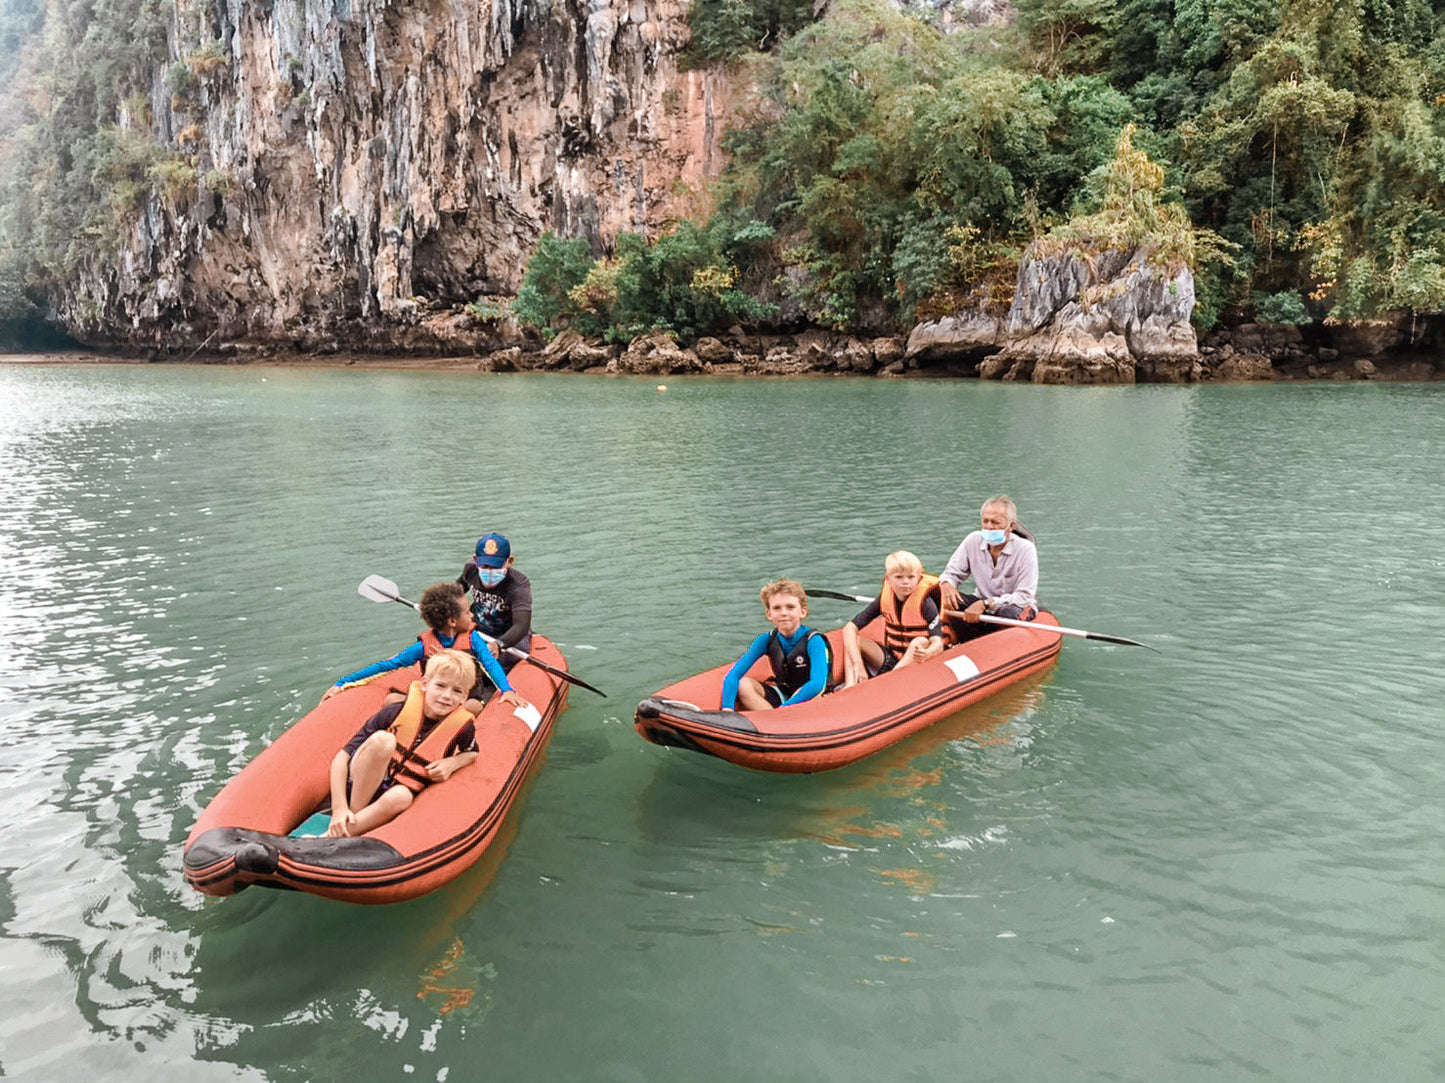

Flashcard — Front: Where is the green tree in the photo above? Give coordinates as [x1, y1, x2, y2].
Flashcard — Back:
[511, 233, 598, 336]
[685, 0, 818, 63]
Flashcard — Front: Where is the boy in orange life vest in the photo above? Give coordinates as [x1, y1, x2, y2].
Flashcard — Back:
[324, 649, 480, 839]
[322, 582, 527, 715]
[840, 550, 944, 689]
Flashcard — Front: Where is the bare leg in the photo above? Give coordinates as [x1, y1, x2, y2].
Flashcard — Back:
[348, 731, 397, 809]
[893, 636, 931, 669]
[349, 786, 414, 835]
[736, 677, 775, 711]
[857, 637, 886, 677]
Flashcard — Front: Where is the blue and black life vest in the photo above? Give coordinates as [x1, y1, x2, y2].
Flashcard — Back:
[765, 629, 831, 699]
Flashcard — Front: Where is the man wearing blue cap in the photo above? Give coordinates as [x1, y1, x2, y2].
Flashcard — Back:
[457, 532, 533, 672]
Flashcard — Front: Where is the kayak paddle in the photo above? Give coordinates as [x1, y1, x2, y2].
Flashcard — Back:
[804, 586, 1157, 652]
[941, 609, 1158, 651]
[358, 574, 607, 696]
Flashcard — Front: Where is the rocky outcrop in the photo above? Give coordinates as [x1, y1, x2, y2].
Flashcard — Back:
[905, 244, 1198, 382]
[904, 311, 1003, 367]
[58, 0, 737, 351]
[1325, 315, 1408, 357]
[899, 244, 1445, 382]
[986, 245, 1198, 383]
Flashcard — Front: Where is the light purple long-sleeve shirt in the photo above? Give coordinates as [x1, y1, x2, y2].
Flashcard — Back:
[939, 531, 1039, 611]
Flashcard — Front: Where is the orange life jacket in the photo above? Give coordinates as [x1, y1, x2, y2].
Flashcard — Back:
[879, 573, 939, 657]
[418, 620, 475, 660]
[386, 681, 475, 794]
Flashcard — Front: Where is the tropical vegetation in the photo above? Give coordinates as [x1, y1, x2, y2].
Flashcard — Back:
[519, 0, 1445, 342]
[4, 0, 1445, 345]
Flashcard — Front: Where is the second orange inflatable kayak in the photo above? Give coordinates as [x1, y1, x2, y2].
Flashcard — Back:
[634, 614, 1062, 773]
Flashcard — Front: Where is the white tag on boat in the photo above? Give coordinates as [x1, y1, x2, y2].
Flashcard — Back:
[944, 655, 980, 683]
[514, 704, 543, 732]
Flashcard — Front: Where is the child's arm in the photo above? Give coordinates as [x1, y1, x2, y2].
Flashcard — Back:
[425, 749, 477, 782]
[841, 623, 865, 688]
[841, 597, 881, 687]
[780, 634, 831, 706]
[467, 630, 517, 694]
[851, 598, 882, 627]
[426, 722, 479, 782]
[326, 641, 425, 697]
[720, 633, 770, 710]
[914, 595, 945, 659]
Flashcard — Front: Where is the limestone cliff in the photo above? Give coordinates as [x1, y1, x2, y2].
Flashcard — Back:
[985, 245, 1199, 383]
[61, 0, 737, 351]
[906, 244, 1200, 383]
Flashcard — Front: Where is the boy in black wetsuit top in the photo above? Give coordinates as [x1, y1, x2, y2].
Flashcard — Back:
[457, 532, 533, 673]
[840, 550, 944, 688]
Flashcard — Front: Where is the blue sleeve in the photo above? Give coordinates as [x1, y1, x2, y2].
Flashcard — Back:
[335, 641, 425, 688]
[781, 633, 830, 706]
[467, 630, 513, 693]
[721, 633, 771, 710]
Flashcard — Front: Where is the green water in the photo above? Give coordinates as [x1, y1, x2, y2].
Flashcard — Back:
[1, 363, 1441, 1081]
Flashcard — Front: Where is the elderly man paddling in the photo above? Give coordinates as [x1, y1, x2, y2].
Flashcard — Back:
[931, 495, 1039, 649]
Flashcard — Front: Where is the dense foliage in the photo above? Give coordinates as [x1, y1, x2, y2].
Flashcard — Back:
[684, 0, 818, 64]
[700, 0, 1445, 332]
[512, 223, 777, 343]
[517, 0, 1445, 339]
[6, 0, 1445, 342]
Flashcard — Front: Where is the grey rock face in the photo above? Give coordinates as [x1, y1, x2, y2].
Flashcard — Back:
[988, 245, 1198, 383]
[906, 244, 1199, 382]
[56, 0, 732, 350]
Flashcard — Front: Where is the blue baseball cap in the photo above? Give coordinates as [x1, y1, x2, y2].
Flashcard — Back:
[474, 532, 511, 568]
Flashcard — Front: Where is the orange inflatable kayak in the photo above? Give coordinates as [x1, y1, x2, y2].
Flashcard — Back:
[634, 614, 1062, 773]
[183, 635, 570, 904]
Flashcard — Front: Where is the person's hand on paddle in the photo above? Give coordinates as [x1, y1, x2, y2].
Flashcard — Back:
[960, 598, 987, 623]
[326, 809, 358, 838]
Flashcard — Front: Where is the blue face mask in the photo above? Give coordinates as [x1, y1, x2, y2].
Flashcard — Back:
[477, 567, 508, 587]
[980, 528, 1007, 546]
